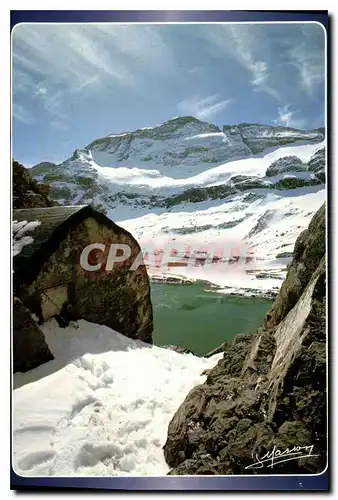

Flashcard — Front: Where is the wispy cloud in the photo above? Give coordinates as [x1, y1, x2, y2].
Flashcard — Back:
[187, 66, 204, 75]
[178, 95, 233, 121]
[12, 24, 178, 129]
[274, 104, 306, 129]
[12, 22, 325, 146]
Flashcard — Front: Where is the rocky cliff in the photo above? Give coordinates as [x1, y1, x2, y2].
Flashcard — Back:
[29, 118, 325, 213]
[163, 203, 326, 474]
[13, 160, 57, 209]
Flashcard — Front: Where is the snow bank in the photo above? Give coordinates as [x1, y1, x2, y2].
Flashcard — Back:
[12, 220, 41, 257]
[13, 319, 221, 477]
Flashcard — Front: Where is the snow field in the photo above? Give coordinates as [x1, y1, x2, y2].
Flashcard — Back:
[13, 319, 222, 477]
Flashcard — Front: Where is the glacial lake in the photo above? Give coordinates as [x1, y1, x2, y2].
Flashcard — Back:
[151, 282, 272, 356]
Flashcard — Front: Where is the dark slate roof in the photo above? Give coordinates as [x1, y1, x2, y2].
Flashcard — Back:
[13, 205, 136, 287]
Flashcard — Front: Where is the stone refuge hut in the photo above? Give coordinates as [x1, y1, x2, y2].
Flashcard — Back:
[13, 205, 153, 372]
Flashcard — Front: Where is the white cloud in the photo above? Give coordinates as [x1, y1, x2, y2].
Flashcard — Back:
[201, 25, 280, 101]
[249, 60, 280, 100]
[187, 66, 203, 74]
[73, 75, 99, 93]
[274, 104, 306, 129]
[12, 103, 34, 125]
[178, 95, 233, 121]
[12, 68, 36, 94]
[12, 23, 325, 134]
[49, 119, 69, 132]
[287, 44, 324, 96]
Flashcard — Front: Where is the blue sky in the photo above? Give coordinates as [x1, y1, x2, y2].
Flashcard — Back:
[12, 22, 325, 166]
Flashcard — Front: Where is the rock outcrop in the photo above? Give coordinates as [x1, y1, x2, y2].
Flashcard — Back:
[308, 147, 326, 183]
[163, 203, 326, 475]
[13, 297, 54, 372]
[265, 156, 306, 177]
[265, 203, 326, 329]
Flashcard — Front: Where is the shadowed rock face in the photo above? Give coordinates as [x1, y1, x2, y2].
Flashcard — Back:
[163, 204, 326, 475]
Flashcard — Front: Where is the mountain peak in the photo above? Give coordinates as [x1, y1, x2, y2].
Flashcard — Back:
[164, 116, 201, 125]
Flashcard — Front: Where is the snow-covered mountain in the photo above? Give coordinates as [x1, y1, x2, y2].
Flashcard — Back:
[31, 117, 326, 296]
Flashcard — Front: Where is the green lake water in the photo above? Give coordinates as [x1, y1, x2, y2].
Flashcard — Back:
[151, 282, 272, 356]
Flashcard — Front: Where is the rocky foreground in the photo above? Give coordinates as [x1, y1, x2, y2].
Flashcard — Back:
[163, 203, 326, 475]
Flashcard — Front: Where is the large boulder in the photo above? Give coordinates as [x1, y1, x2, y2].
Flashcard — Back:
[163, 204, 326, 475]
[265, 156, 307, 177]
